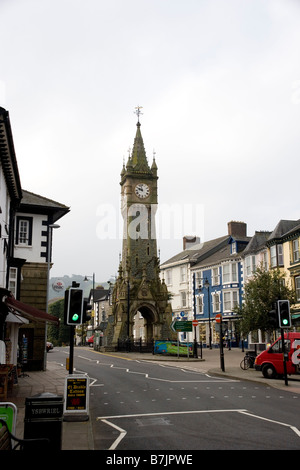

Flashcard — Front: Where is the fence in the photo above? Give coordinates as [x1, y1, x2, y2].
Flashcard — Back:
[117, 338, 154, 353]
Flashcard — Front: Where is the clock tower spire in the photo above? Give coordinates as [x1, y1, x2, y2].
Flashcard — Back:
[120, 113, 158, 281]
[105, 109, 173, 348]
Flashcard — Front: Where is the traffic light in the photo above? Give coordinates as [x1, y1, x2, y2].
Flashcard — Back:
[268, 306, 279, 329]
[64, 288, 83, 325]
[82, 300, 92, 323]
[277, 300, 291, 328]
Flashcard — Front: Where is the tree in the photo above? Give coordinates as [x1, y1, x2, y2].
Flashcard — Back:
[236, 265, 296, 336]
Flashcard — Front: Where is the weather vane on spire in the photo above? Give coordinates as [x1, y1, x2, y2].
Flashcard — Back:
[134, 105, 143, 123]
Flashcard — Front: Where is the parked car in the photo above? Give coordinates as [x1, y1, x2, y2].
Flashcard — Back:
[87, 335, 94, 347]
[46, 342, 53, 352]
[255, 332, 300, 378]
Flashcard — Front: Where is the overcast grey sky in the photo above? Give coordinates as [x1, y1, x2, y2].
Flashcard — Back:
[1, 0, 300, 283]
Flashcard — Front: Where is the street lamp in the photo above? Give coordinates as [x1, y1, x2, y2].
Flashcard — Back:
[204, 278, 212, 349]
[46, 224, 60, 312]
[192, 273, 198, 358]
[44, 223, 60, 370]
[84, 274, 95, 348]
[84, 273, 95, 320]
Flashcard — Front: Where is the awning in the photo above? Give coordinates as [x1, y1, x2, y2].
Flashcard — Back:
[5, 296, 60, 326]
[5, 311, 29, 324]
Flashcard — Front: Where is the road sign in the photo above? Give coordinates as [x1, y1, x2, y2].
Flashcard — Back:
[215, 314, 222, 323]
[171, 320, 193, 332]
[192, 320, 199, 327]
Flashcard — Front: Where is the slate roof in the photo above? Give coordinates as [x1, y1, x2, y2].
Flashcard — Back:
[192, 240, 249, 269]
[283, 222, 300, 238]
[243, 231, 272, 255]
[19, 190, 70, 222]
[90, 289, 110, 302]
[160, 235, 230, 267]
[0, 107, 22, 206]
[267, 219, 300, 243]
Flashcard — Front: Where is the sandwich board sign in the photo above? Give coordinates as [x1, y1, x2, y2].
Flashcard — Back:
[64, 374, 89, 421]
[0, 402, 17, 433]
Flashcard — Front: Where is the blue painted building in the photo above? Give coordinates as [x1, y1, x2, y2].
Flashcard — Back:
[191, 221, 250, 347]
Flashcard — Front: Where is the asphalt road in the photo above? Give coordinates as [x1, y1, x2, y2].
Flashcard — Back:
[53, 347, 300, 451]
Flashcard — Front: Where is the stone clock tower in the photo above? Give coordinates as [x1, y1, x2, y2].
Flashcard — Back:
[105, 110, 173, 348]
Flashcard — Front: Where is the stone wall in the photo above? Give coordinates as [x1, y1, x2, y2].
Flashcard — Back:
[19, 262, 48, 370]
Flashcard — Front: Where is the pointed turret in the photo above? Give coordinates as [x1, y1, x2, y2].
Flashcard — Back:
[131, 122, 151, 174]
[151, 155, 158, 177]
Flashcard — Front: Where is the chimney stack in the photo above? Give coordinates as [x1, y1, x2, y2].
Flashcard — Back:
[183, 235, 200, 250]
[227, 221, 247, 237]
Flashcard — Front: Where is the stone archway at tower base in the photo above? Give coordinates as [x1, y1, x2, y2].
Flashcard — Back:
[102, 281, 174, 351]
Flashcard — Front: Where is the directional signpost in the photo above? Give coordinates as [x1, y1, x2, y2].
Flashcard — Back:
[171, 320, 193, 333]
[171, 320, 193, 358]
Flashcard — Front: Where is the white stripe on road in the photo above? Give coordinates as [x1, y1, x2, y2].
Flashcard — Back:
[101, 419, 127, 450]
[238, 410, 300, 438]
[98, 408, 300, 450]
[97, 408, 247, 421]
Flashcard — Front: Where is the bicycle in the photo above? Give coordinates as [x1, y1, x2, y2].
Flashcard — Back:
[240, 355, 252, 370]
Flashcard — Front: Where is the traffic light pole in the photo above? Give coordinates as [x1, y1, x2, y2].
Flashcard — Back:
[69, 326, 75, 375]
[281, 328, 288, 386]
[220, 319, 225, 372]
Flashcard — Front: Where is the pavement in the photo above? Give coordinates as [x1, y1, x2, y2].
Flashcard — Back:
[1, 346, 300, 451]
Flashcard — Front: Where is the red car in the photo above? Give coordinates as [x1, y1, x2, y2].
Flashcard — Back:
[87, 335, 94, 346]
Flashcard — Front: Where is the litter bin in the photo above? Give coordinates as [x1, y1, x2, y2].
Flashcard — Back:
[24, 392, 64, 450]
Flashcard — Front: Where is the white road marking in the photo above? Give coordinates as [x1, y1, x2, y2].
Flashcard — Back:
[98, 408, 300, 450]
[101, 419, 127, 450]
[238, 410, 300, 438]
[72, 353, 239, 384]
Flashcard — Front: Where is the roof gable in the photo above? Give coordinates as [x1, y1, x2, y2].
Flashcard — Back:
[19, 190, 70, 222]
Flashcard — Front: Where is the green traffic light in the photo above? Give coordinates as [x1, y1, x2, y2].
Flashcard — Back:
[282, 318, 288, 326]
[72, 313, 79, 322]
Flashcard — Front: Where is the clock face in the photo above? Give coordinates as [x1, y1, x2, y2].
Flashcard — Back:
[135, 183, 150, 199]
